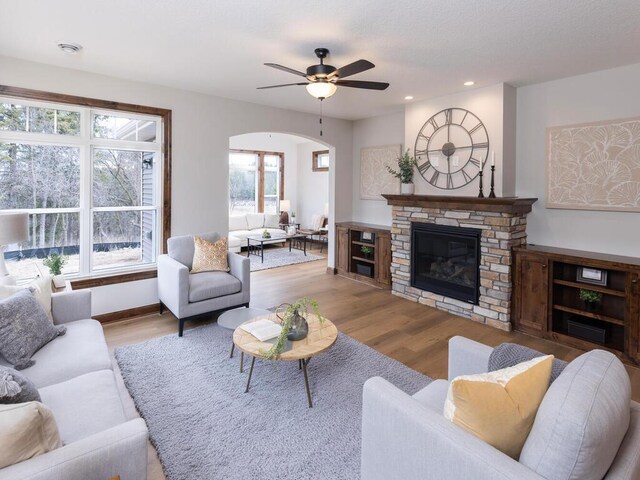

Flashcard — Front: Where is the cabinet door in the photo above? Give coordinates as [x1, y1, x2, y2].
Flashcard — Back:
[514, 253, 549, 332]
[336, 226, 349, 273]
[627, 271, 640, 362]
[375, 234, 391, 285]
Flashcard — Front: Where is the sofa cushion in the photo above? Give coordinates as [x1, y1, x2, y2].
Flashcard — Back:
[227, 235, 242, 249]
[168, 232, 220, 270]
[444, 355, 553, 459]
[412, 379, 449, 413]
[229, 215, 248, 232]
[189, 271, 242, 303]
[0, 290, 65, 370]
[246, 213, 265, 230]
[0, 401, 61, 469]
[0, 319, 112, 388]
[489, 342, 568, 383]
[0, 275, 54, 321]
[0, 365, 41, 404]
[231, 230, 254, 241]
[520, 349, 631, 480]
[39, 370, 126, 444]
[264, 214, 281, 229]
[191, 236, 229, 273]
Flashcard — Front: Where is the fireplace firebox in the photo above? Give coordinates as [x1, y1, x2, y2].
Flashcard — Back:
[411, 223, 481, 305]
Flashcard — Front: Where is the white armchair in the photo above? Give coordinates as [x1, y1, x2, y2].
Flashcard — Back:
[157, 232, 250, 336]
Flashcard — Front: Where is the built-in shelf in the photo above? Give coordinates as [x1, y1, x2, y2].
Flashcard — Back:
[351, 256, 375, 265]
[552, 304, 625, 327]
[382, 194, 538, 214]
[552, 279, 626, 297]
[335, 222, 391, 289]
[352, 240, 375, 247]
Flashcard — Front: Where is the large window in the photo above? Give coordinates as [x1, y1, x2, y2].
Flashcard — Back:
[0, 96, 166, 282]
[229, 150, 284, 215]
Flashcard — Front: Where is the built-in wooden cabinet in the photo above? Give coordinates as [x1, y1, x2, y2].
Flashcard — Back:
[335, 222, 391, 289]
[513, 245, 640, 364]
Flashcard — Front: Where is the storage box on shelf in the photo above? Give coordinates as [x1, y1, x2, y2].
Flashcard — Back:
[513, 244, 640, 364]
[335, 222, 391, 289]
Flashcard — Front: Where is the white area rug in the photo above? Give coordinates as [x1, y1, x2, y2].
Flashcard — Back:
[115, 325, 431, 480]
[247, 248, 325, 272]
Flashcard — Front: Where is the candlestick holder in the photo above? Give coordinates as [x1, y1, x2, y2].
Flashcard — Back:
[478, 170, 485, 198]
[489, 165, 496, 198]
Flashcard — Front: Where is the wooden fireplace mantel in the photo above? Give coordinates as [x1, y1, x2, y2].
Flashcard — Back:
[382, 194, 538, 214]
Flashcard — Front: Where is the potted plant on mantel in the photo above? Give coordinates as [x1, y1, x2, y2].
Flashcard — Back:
[386, 149, 418, 195]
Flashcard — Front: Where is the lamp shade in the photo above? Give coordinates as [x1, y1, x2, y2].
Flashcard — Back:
[0, 212, 28, 245]
[306, 82, 337, 99]
[279, 200, 291, 212]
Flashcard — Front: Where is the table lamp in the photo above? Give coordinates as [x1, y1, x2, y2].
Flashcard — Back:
[279, 199, 290, 225]
[0, 212, 29, 285]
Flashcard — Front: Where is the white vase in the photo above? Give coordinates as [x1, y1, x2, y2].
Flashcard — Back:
[400, 183, 415, 195]
[52, 275, 66, 289]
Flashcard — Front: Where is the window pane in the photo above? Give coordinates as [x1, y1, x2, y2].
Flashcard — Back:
[264, 154, 279, 168]
[93, 149, 155, 207]
[55, 110, 81, 135]
[93, 114, 156, 142]
[229, 152, 257, 168]
[229, 166, 256, 215]
[264, 170, 278, 196]
[0, 143, 80, 209]
[0, 103, 27, 131]
[93, 210, 155, 270]
[318, 153, 329, 168]
[4, 212, 80, 281]
[264, 196, 278, 214]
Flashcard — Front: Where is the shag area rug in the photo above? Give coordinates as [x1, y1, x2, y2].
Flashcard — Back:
[115, 324, 431, 480]
[248, 248, 324, 272]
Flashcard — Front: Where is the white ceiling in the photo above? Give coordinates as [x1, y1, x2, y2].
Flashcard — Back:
[1, 0, 639, 120]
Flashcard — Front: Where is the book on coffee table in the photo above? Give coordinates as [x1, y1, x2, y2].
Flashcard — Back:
[239, 319, 282, 341]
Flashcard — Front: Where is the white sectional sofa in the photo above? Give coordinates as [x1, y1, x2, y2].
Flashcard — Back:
[0, 290, 148, 480]
[228, 213, 286, 252]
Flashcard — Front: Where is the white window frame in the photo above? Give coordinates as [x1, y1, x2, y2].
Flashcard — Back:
[0, 96, 164, 279]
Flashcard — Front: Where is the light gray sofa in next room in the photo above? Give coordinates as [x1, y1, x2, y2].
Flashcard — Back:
[0, 290, 148, 480]
[361, 336, 640, 480]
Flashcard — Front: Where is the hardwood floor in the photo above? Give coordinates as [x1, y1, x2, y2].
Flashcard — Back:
[103, 251, 640, 480]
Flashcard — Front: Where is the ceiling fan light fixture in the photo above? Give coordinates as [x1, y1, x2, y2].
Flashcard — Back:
[306, 81, 337, 100]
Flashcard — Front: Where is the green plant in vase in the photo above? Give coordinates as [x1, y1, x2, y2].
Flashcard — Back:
[386, 149, 418, 194]
[264, 297, 324, 360]
[361, 245, 373, 258]
[262, 229, 271, 239]
[579, 289, 603, 311]
[43, 253, 67, 288]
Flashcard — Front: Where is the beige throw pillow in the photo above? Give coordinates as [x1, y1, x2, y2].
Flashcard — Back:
[444, 355, 553, 459]
[0, 401, 62, 468]
[191, 236, 230, 273]
[0, 275, 53, 322]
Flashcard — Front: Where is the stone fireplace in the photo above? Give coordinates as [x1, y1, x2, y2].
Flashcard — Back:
[383, 195, 537, 331]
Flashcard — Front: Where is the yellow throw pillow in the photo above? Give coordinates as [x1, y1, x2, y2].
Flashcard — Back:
[0, 275, 53, 322]
[0, 401, 62, 468]
[191, 236, 230, 273]
[444, 355, 553, 459]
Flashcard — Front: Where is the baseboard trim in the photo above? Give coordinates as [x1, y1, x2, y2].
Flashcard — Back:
[326, 267, 338, 275]
[94, 303, 160, 323]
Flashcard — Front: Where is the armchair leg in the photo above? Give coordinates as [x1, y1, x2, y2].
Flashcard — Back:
[178, 318, 186, 337]
[159, 302, 164, 314]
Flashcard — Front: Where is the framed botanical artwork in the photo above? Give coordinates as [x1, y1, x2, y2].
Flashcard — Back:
[360, 144, 402, 200]
[312, 150, 329, 172]
[546, 116, 640, 212]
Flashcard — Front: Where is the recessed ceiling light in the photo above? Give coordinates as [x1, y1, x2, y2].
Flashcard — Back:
[404, 96, 414, 100]
[57, 42, 82, 54]
[463, 81, 475, 86]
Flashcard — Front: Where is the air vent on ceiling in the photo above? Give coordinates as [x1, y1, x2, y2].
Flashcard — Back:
[57, 42, 83, 54]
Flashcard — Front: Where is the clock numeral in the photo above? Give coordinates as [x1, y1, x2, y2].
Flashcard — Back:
[417, 132, 431, 143]
[444, 108, 452, 125]
[430, 170, 440, 185]
[472, 142, 488, 149]
[461, 168, 473, 183]
[460, 110, 469, 126]
[415, 149, 428, 157]
[469, 123, 483, 135]
[469, 157, 481, 168]
[417, 161, 431, 174]
[428, 117, 439, 130]
[447, 175, 454, 189]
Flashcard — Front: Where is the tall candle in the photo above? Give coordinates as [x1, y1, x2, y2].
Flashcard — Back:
[491, 151, 495, 166]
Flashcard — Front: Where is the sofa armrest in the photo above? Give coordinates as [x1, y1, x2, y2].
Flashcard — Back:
[361, 377, 542, 480]
[0, 418, 148, 480]
[51, 290, 92, 325]
[228, 252, 250, 292]
[157, 254, 189, 316]
[448, 336, 493, 380]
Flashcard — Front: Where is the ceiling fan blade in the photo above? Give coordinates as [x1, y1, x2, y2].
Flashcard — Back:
[331, 59, 375, 79]
[264, 63, 308, 77]
[257, 83, 308, 90]
[335, 80, 389, 90]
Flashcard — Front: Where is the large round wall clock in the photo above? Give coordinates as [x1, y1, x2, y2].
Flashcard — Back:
[414, 108, 489, 190]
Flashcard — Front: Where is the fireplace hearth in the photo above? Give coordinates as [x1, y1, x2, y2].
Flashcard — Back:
[411, 223, 480, 304]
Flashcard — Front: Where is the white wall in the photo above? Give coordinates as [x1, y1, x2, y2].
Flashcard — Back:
[516, 62, 640, 257]
[351, 111, 405, 226]
[296, 141, 329, 226]
[0, 56, 353, 314]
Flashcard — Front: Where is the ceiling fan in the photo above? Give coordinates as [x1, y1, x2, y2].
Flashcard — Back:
[257, 48, 390, 100]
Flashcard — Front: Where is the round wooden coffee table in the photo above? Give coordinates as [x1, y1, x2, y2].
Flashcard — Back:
[233, 313, 338, 407]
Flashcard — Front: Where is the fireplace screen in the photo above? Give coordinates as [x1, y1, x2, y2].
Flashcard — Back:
[411, 223, 481, 304]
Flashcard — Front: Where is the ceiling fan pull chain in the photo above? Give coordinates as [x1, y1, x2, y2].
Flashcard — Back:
[320, 98, 323, 137]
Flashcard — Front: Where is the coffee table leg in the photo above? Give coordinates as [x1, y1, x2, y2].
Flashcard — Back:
[245, 356, 256, 393]
[240, 352, 244, 373]
[229, 342, 235, 358]
[261, 243, 264, 263]
[302, 358, 313, 408]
